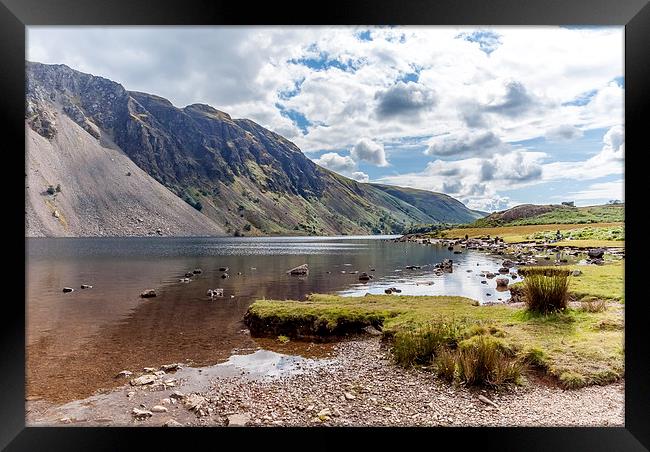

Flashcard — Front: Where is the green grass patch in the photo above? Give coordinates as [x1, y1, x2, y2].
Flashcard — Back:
[246, 292, 624, 389]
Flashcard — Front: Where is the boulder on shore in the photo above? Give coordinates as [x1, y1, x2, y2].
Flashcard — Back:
[588, 248, 605, 259]
[496, 278, 509, 288]
[140, 289, 157, 298]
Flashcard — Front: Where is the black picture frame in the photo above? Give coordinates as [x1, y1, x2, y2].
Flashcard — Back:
[2, 0, 648, 450]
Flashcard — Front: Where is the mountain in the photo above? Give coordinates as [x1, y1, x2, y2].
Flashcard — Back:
[26, 62, 483, 237]
[470, 203, 624, 227]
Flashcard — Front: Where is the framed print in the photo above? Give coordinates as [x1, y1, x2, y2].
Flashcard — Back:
[1, 0, 649, 450]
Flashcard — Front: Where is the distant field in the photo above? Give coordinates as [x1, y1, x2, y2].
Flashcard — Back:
[437, 222, 624, 245]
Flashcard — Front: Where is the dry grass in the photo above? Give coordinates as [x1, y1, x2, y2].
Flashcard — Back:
[436, 222, 623, 244]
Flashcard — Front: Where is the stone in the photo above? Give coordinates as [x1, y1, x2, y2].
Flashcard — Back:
[344, 392, 356, 400]
[193, 268, 202, 274]
[572, 270, 583, 277]
[163, 419, 182, 427]
[227, 413, 251, 427]
[130, 374, 157, 386]
[62, 287, 74, 293]
[221, 273, 229, 279]
[478, 395, 498, 409]
[358, 272, 371, 281]
[363, 325, 382, 336]
[588, 248, 605, 259]
[116, 370, 132, 378]
[219, 267, 229, 272]
[184, 393, 208, 412]
[132, 408, 153, 419]
[498, 267, 509, 274]
[140, 289, 156, 298]
[151, 405, 168, 413]
[317, 408, 332, 418]
[495, 278, 509, 288]
[169, 391, 185, 400]
[287, 264, 309, 275]
[80, 284, 93, 289]
[160, 363, 182, 372]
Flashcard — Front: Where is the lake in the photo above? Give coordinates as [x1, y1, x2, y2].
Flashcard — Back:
[26, 235, 515, 403]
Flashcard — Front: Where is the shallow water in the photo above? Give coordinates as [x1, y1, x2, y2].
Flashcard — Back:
[26, 236, 514, 403]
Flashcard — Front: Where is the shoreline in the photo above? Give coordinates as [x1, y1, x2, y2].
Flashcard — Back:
[26, 337, 624, 427]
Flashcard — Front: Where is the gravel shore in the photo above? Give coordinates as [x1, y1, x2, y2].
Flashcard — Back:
[27, 337, 624, 427]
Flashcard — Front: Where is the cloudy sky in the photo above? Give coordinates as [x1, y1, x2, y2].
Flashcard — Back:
[28, 26, 624, 211]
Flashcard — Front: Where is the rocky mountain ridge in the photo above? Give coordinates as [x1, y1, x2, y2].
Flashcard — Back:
[26, 61, 483, 237]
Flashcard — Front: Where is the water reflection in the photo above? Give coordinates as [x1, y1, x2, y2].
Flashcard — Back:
[26, 236, 511, 402]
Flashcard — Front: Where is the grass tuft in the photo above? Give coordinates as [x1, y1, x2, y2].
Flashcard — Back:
[523, 272, 570, 313]
[391, 318, 464, 367]
[456, 335, 522, 387]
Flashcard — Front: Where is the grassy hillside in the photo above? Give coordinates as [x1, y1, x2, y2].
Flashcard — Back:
[471, 203, 624, 228]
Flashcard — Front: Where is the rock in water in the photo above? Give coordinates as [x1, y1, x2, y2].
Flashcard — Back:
[140, 289, 156, 298]
[193, 268, 202, 274]
[495, 278, 509, 288]
[62, 287, 74, 293]
[287, 264, 309, 275]
[80, 284, 93, 289]
[358, 272, 371, 281]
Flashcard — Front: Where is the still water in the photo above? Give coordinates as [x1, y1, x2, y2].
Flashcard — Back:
[26, 236, 513, 403]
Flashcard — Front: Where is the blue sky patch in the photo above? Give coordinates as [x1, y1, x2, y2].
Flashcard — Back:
[278, 77, 305, 101]
[456, 30, 502, 55]
[275, 103, 312, 134]
[356, 30, 372, 41]
[289, 52, 360, 72]
[562, 89, 598, 106]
